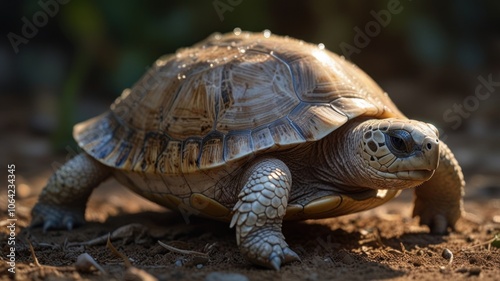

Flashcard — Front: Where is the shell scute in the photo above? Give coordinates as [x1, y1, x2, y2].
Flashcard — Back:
[288, 103, 348, 141]
[251, 127, 275, 152]
[199, 132, 225, 169]
[268, 119, 305, 146]
[159, 140, 182, 174]
[224, 132, 253, 162]
[181, 138, 202, 173]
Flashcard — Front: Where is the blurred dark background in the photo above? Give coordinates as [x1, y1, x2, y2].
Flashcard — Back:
[1, 0, 500, 182]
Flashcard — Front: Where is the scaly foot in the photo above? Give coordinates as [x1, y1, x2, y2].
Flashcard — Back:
[31, 203, 85, 231]
[231, 158, 300, 270]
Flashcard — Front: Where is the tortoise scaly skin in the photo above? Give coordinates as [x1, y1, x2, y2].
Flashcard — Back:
[31, 31, 464, 270]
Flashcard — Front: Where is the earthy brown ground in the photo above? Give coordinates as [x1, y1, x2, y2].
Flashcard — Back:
[1, 159, 499, 281]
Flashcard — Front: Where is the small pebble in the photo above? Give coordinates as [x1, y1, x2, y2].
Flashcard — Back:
[75, 253, 105, 273]
[174, 259, 183, 267]
[468, 267, 481, 276]
[204, 272, 249, 281]
[441, 248, 453, 263]
[493, 215, 500, 224]
[196, 264, 203, 269]
[412, 259, 422, 267]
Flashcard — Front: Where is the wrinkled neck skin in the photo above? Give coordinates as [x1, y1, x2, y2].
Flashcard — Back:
[288, 118, 416, 194]
[309, 119, 374, 192]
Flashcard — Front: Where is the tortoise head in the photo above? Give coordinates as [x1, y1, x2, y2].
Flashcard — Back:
[357, 118, 440, 189]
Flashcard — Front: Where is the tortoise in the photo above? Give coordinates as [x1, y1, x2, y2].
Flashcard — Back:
[32, 30, 464, 270]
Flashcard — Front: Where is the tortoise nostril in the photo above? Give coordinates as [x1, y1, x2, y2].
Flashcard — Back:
[426, 143, 432, 150]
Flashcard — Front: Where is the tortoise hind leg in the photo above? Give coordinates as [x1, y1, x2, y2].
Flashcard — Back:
[413, 141, 465, 234]
[31, 153, 111, 231]
[230, 158, 300, 270]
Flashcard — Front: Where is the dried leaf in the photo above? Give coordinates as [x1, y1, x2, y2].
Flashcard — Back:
[107, 234, 133, 268]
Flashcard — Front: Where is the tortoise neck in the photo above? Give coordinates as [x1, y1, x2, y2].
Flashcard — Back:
[311, 119, 378, 190]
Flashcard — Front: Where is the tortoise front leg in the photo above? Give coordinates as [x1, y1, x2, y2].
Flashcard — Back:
[230, 158, 300, 270]
[31, 153, 111, 231]
[413, 141, 465, 234]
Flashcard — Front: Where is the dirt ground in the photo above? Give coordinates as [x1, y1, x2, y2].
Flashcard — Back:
[1, 157, 499, 281]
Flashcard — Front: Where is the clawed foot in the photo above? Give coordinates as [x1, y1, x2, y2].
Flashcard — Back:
[412, 141, 464, 235]
[31, 203, 85, 232]
[238, 225, 301, 270]
[413, 200, 461, 234]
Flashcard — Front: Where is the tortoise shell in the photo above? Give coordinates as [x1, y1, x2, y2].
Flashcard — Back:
[74, 31, 403, 173]
[73, 31, 404, 220]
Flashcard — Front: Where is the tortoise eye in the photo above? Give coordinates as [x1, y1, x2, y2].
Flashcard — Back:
[389, 135, 408, 153]
[385, 130, 413, 156]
